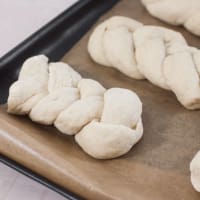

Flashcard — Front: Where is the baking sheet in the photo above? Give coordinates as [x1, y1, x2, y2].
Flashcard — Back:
[0, 0, 200, 199]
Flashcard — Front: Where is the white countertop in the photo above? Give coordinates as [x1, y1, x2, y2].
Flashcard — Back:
[0, 0, 78, 58]
[0, 163, 67, 200]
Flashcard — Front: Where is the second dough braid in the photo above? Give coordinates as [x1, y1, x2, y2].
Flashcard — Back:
[88, 16, 200, 110]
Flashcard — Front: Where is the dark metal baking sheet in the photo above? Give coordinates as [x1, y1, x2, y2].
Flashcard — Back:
[0, 0, 119, 199]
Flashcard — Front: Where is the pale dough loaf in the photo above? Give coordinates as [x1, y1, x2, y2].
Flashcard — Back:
[88, 16, 200, 110]
[7, 55, 143, 159]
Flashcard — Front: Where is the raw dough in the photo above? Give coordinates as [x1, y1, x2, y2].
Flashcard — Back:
[7, 55, 143, 159]
[75, 119, 143, 159]
[7, 55, 49, 114]
[30, 88, 79, 125]
[88, 16, 144, 79]
[48, 62, 81, 92]
[88, 16, 200, 110]
[75, 88, 143, 159]
[190, 151, 200, 192]
[141, 0, 200, 36]
[101, 88, 142, 128]
[78, 78, 106, 98]
[55, 96, 103, 135]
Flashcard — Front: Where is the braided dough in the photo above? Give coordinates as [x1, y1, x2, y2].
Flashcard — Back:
[88, 16, 200, 110]
[7, 55, 143, 159]
[190, 151, 200, 192]
[141, 0, 200, 36]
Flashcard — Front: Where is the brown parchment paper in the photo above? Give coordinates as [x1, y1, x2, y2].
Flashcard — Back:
[1, 0, 200, 199]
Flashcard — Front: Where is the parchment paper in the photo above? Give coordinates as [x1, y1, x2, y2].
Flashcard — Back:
[0, 0, 200, 199]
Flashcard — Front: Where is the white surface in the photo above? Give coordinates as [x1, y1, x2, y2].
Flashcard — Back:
[0, 163, 67, 200]
[0, 0, 78, 58]
[0, 1, 78, 199]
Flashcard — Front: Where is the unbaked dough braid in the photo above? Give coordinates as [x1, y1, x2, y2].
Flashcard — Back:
[7, 55, 143, 159]
[141, 0, 200, 36]
[88, 16, 200, 110]
[190, 151, 200, 192]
